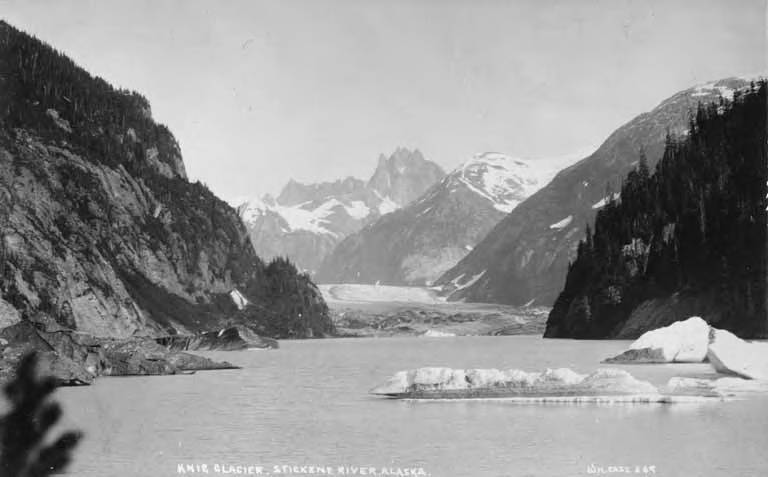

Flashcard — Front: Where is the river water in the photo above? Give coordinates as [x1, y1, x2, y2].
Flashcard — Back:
[57, 336, 768, 477]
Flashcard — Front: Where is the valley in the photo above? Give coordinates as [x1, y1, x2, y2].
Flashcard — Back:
[320, 284, 549, 337]
[0, 4, 766, 477]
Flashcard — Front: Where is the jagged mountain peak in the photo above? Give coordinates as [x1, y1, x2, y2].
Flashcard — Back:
[316, 150, 563, 286]
[276, 176, 366, 206]
[240, 148, 445, 273]
[366, 147, 445, 212]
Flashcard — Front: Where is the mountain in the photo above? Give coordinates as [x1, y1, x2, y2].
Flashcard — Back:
[237, 147, 445, 273]
[436, 77, 761, 305]
[315, 152, 560, 285]
[545, 81, 766, 339]
[0, 20, 332, 339]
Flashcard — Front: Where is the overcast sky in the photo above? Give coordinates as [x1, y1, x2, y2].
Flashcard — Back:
[2, 0, 766, 201]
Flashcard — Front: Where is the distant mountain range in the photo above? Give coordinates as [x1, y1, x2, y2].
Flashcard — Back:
[436, 77, 762, 306]
[315, 152, 563, 285]
[236, 147, 445, 273]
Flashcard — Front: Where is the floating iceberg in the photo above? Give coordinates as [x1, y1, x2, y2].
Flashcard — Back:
[605, 317, 710, 363]
[370, 366, 662, 400]
[707, 329, 768, 380]
[666, 376, 768, 397]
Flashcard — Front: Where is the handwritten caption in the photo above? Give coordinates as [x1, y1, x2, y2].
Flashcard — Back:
[177, 464, 430, 476]
[587, 464, 657, 475]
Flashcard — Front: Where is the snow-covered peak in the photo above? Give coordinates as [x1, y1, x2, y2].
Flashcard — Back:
[234, 195, 271, 222]
[237, 195, 373, 237]
[656, 77, 765, 112]
[691, 82, 737, 100]
[447, 152, 556, 213]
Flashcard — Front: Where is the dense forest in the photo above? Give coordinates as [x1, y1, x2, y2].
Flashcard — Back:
[545, 81, 767, 339]
[0, 20, 183, 179]
[240, 257, 335, 338]
[0, 21, 333, 339]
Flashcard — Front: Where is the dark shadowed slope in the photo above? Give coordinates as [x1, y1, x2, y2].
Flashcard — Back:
[545, 82, 767, 339]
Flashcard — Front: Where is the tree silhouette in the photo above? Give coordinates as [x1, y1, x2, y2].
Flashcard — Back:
[0, 353, 82, 477]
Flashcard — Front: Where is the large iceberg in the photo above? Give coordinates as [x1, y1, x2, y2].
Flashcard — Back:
[370, 366, 661, 400]
[605, 317, 710, 363]
[707, 329, 768, 380]
[603, 317, 768, 383]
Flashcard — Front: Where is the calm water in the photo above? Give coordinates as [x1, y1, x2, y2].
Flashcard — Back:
[55, 336, 768, 477]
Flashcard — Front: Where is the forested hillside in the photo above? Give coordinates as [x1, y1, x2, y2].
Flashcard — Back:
[0, 20, 332, 339]
[436, 77, 757, 307]
[545, 81, 767, 339]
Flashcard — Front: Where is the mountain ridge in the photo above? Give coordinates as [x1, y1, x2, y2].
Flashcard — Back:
[545, 81, 767, 338]
[315, 152, 562, 285]
[435, 76, 763, 305]
[238, 147, 445, 273]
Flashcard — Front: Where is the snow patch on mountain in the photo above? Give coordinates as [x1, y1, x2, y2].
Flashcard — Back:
[549, 215, 573, 230]
[691, 82, 736, 100]
[374, 191, 399, 215]
[343, 200, 370, 220]
[269, 202, 336, 236]
[448, 152, 558, 213]
[455, 270, 486, 292]
[236, 196, 374, 237]
[591, 193, 621, 210]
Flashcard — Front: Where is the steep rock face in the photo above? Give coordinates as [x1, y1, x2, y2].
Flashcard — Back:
[436, 77, 759, 306]
[238, 148, 445, 273]
[0, 320, 238, 386]
[0, 21, 330, 338]
[545, 82, 766, 339]
[316, 153, 559, 286]
[366, 147, 446, 207]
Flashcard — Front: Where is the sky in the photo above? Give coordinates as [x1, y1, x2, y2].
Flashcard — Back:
[1, 0, 766, 202]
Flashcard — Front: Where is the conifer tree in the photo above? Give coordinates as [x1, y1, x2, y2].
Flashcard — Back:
[0, 353, 82, 477]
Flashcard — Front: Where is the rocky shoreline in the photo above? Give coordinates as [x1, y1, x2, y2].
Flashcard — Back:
[0, 318, 278, 387]
[331, 304, 549, 337]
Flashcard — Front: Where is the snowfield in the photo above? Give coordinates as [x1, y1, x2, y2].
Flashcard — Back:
[449, 152, 561, 214]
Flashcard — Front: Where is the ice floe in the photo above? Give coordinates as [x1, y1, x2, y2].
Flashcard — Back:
[370, 366, 659, 399]
[605, 317, 710, 363]
[707, 328, 768, 380]
[665, 376, 768, 398]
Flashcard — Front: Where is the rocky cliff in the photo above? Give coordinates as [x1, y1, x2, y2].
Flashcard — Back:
[0, 20, 331, 339]
[436, 77, 761, 306]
